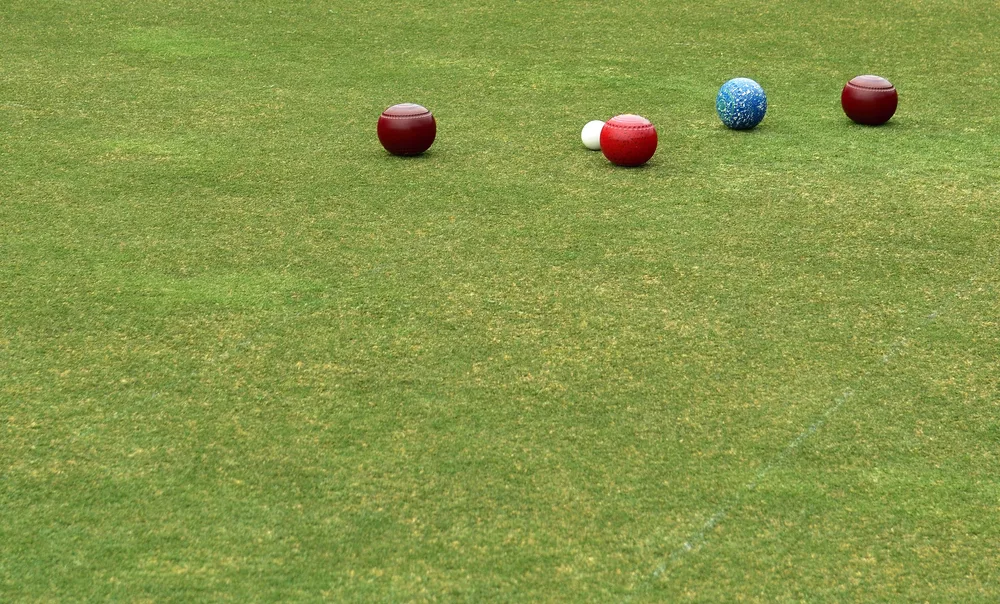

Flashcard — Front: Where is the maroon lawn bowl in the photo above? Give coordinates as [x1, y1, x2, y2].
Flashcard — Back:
[841, 75, 898, 126]
[377, 103, 436, 155]
[599, 114, 658, 167]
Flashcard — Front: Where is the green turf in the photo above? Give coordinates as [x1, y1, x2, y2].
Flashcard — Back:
[2, 0, 998, 600]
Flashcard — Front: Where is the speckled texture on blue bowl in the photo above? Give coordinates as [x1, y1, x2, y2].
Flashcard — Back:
[716, 78, 767, 130]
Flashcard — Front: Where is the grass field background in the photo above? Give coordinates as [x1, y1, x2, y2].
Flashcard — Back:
[2, 0, 999, 600]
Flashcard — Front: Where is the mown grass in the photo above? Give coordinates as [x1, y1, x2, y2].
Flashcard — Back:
[2, 0, 998, 600]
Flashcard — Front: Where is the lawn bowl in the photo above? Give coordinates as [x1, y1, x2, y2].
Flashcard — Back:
[841, 75, 897, 125]
[716, 78, 767, 130]
[600, 114, 657, 167]
[377, 103, 437, 155]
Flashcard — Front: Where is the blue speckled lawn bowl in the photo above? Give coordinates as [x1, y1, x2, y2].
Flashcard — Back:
[716, 78, 767, 130]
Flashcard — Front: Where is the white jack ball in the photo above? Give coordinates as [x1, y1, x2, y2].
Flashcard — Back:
[581, 120, 605, 150]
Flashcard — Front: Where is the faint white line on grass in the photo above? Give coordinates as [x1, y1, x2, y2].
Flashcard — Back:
[649, 271, 994, 580]
[652, 387, 854, 577]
